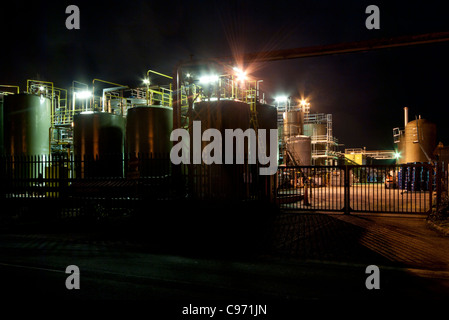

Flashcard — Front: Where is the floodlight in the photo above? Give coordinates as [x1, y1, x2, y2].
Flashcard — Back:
[275, 96, 288, 103]
[199, 75, 219, 84]
[76, 90, 92, 99]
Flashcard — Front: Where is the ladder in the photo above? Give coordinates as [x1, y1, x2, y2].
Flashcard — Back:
[246, 87, 259, 132]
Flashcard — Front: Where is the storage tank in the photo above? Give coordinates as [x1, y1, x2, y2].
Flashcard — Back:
[256, 103, 277, 131]
[126, 105, 173, 177]
[397, 118, 436, 164]
[283, 110, 303, 137]
[3, 93, 51, 156]
[303, 123, 326, 137]
[194, 100, 251, 132]
[191, 100, 263, 200]
[193, 101, 277, 163]
[73, 111, 125, 177]
[126, 105, 173, 154]
[285, 135, 311, 165]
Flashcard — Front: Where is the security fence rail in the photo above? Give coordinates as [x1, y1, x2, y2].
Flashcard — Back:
[1, 155, 447, 217]
[0, 154, 273, 218]
[276, 163, 448, 214]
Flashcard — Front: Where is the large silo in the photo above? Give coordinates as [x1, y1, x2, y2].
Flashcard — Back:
[397, 118, 436, 164]
[189, 100, 278, 200]
[126, 105, 173, 177]
[285, 135, 312, 165]
[73, 112, 126, 177]
[283, 110, 303, 137]
[3, 93, 51, 156]
[304, 123, 327, 165]
[190, 100, 250, 200]
[126, 105, 173, 154]
[303, 123, 327, 137]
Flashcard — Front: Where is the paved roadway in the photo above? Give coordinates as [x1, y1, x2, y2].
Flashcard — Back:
[1, 211, 449, 313]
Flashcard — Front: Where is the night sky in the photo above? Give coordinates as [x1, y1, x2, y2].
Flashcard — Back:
[1, 0, 449, 151]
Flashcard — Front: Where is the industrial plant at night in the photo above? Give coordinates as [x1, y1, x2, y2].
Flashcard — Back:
[0, 63, 446, 230]
[2, 0, 449, 306]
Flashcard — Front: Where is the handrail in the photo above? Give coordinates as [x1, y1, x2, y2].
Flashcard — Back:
[0, 85, 20, 94]
[147, 69, 173, 80]
[146, 70, 173, 106]
[92, 79, 128, 111]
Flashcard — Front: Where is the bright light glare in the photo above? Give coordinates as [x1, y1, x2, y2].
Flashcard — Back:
[39, 86, 45, 91]
[199, 75, 219, 84]
[233, 66, 247, 82]
[394, 152, 401, 159]
[275, 96, 288, 103]
[143, 78, 150, 85]
[76, 90, 92, 99]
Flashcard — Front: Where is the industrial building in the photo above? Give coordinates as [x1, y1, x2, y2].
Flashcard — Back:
[277, 98, 339, 166]
[0, 67, 281, 205]
[1, 67, 445, 218]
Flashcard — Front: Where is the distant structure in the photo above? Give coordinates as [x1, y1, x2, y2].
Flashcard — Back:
[393, 107, 437, 164]
[277, 99, 338, 166]
[303, 113, 339, 165]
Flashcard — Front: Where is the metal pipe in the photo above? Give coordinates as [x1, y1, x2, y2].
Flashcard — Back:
[102, 86, 128, 113]
[404, 107, 408, 128]
[0, 85, 20, 94]
[92, 79, 127, 111]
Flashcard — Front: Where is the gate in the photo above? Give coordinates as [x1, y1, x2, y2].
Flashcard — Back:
[276, 163, 446, 214]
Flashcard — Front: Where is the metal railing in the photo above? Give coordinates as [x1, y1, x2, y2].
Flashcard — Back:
[276, 163, 446, 214]
[0, 154, 272, 218]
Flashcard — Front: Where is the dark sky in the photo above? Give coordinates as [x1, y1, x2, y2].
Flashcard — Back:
[1, 0, 449, 151]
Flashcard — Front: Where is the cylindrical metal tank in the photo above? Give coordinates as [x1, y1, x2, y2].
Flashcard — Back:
[3, 93, 51, 156]
[73, 111, 126, 177]
[126, 105, 173, 177]
[397, 118, 436, 164]
[194, 100, 251, 132]
[303, 123, 326, 137]
[304, 123, 327, 165]
[193, 101, 278, 163]
[283, 110, 303, 137]
[191, 100, 281, 200]
[285, 135, 311, 165]
[126, 106, 173, 154]
[256, 103, 278, 131]
[194, 100, 251, 161]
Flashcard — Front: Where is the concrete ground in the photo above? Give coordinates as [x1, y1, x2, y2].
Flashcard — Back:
[271, 211, 449, 270]
[1, 209, 449, 306]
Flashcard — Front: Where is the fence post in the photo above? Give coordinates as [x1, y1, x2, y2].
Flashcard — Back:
[436, 161, 442, 212]
[344, 165, 351, 215]
[428, 163, 434, 215]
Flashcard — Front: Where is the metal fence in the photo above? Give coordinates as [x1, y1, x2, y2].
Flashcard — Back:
[0, 154, 273, 218]
[276, 163, 447, 214]
[2, 155, 447, 217]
